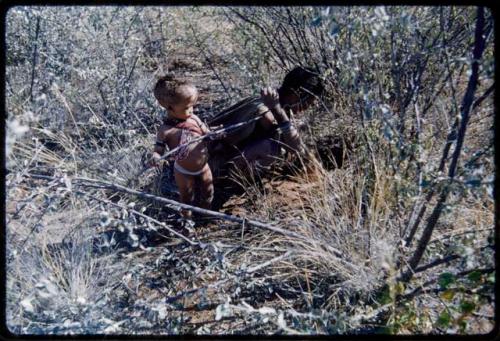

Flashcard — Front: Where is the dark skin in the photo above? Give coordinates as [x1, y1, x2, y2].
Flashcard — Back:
[229, 86, 316, 173]
[150, 87, 214, 219]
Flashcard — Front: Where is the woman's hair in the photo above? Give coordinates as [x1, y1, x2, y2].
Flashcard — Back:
[154, 74, 198, 104]
[280, 66, 324, 99]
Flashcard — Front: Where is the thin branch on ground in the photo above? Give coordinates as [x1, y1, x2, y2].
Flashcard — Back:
[24, 172, 346, 259]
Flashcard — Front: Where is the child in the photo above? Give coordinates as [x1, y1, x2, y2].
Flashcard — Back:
[149, 75, 213, 221]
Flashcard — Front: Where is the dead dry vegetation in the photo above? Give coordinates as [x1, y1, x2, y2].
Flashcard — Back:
[5, 6, 495, 335]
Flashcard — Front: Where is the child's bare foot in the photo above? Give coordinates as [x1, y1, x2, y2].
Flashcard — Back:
[177, 217, 195, 235]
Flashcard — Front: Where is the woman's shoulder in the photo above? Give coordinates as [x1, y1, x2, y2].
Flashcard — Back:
[208, 96, 262, 125]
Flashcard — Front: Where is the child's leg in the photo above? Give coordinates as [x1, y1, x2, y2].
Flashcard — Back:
[197, 165, 214, 209]
[174, 168, 195, 219]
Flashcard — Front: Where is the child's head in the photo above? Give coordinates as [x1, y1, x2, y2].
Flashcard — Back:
[154, 75, 198, 119]
[279, 66, 324, 113]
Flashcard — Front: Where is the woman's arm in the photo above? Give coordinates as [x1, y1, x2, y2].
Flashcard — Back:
[260, 87, 302, 153]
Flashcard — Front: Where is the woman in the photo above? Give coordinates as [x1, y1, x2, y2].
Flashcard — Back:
[208, 66, 325, 180]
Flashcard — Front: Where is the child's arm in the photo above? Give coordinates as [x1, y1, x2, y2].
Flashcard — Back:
[149, 126, 168, 167]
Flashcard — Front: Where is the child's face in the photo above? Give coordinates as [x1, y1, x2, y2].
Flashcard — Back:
[166, 94, 197, 120]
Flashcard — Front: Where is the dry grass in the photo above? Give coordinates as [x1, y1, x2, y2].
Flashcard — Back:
[5, 5, 494, 335]
[231, 155, 399, 299]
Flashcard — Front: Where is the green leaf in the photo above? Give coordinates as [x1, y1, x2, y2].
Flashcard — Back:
[437, 310, 451, 328]
[467, 270, 482, 283]
[458, 318, 468, 332]
[395, 282, 405, 295]
[459, 301, 476, 314]
[377, 285, 392, 305]
[376, 326, 393, 334]
[440, 290, 455, 301]
[438, 272, 455, 289]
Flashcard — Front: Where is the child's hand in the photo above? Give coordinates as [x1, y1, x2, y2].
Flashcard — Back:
[147, 153, 162, 168]
[260, 86, 280, 109]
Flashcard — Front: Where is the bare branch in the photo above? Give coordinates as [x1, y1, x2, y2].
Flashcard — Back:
[24, 172, 345, 259]
[401, 268, 494, 301]
[77, 190, 199, 246]
[29, 16, 41, 103]
[400, 7, 488, 283]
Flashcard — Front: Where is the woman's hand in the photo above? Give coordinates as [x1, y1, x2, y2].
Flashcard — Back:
[260, 87, 280, 109]
[261, 86, 289, 123]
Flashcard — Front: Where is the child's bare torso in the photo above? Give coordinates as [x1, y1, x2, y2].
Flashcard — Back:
[159, 115, 209, 172]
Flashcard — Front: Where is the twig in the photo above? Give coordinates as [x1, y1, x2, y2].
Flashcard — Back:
[159, 113, 266, 162]
[135, 110, 270, 179]
[24, 173, 347, 257]
[188, 23, 230, 95]
[77, 190, 199, 246]
[229, 8, 288, 69]
[240, 218, 246, 245]
[471, 83, 495, 111]
[429, 227, 493, 244]
[165, 279, 229, 304]
[414, 243, 493, 274]
[52, 84, 83, 139]
[97, 76, 110, 117]
[207, 242, 287, 253]
[414, 254, 461, 273]
[400, 7, 487, 283]
[29, 16, 41, 103]
[245, 251, 292, 274]
[401, 268, 495, 301]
